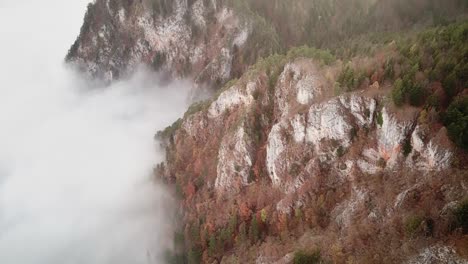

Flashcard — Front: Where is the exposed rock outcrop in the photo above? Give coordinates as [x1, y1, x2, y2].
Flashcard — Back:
[158, 57, 467, 263]
[66, 0, 278, 86]
[67, 2, 468, 262]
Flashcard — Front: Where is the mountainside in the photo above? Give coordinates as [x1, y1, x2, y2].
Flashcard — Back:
[156, 42, 468, 263]
[66, 0, 467, 86]
[65, 0, 279, 86]
[68, 1, 468, 263]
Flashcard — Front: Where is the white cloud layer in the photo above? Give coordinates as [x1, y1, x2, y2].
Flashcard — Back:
[0, 1, 189, 263]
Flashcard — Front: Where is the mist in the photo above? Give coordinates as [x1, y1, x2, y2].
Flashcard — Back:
[0, 1, 189, 263]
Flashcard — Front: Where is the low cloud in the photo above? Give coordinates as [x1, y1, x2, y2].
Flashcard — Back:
[0, 1, 190, 263]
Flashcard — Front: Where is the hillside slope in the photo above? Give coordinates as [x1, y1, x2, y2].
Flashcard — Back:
[66, 0, 466, 87]
[67, 1, 468, 263]
[157, 42, 467, 263]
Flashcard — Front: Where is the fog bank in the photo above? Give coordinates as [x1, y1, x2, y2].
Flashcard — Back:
[0, 1, 189, 263]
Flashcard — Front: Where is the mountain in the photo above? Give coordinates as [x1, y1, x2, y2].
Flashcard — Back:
[68, 0, 468, 263]
[66, 0, 467, 86]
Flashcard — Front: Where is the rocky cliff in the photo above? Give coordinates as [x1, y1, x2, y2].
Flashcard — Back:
[68, 1, 468, 263]
[66, 0, 466, 86]
[157, 51, 467, 263]
[65, 0, 279, 86]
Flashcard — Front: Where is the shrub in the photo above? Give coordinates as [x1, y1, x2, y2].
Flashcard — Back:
[238, 222, 247, 243]
[336, 146, 345, 157]
[377, 158, 386, 168]
[377, 111, 384, 127]
[405, 215, 424, 236]
[295, 208, 303, 219]
[165, 251, 186, 264]
[408, 84, 425, 106]
[156, 118, 183, 141]
[249, 217, 259, 243]
[338, 65, 356, 91]
[384, 59, 395, 80]
[229, 213, 238, 235]
[453, 199, 468, 234]
[442, 72, 458, 99]
[187, 246, 202, 264]
[392, 78, 405, 106]
[402, 138, 412, 157]
[184, 100, 211, 118]
[261, 209, 268, 223]
[175, 182, 184, 199]
[152, 51, 166, 71]
[208, 235, 217, 256]
[289, 163, 302, 177]
[444, 96, 468, 150]
[286, 45, 335, 65]
[150, 0, 174, 17]
[293, 250, 321, 264]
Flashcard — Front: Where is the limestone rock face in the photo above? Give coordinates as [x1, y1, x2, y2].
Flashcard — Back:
[69, 1, 468, 261]
[159, 58, 466, 263]
[215, 126, 254, 194]
[67, 0, 253, 86]
[160, 55, 468, 262]
[406, 246, 468, 264]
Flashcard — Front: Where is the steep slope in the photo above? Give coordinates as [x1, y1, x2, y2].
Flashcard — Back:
[156, 48, 467, 262]
[65, 0, 279, 85]
[67, 1, 468, 263]
[66, 0, 467, 87]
